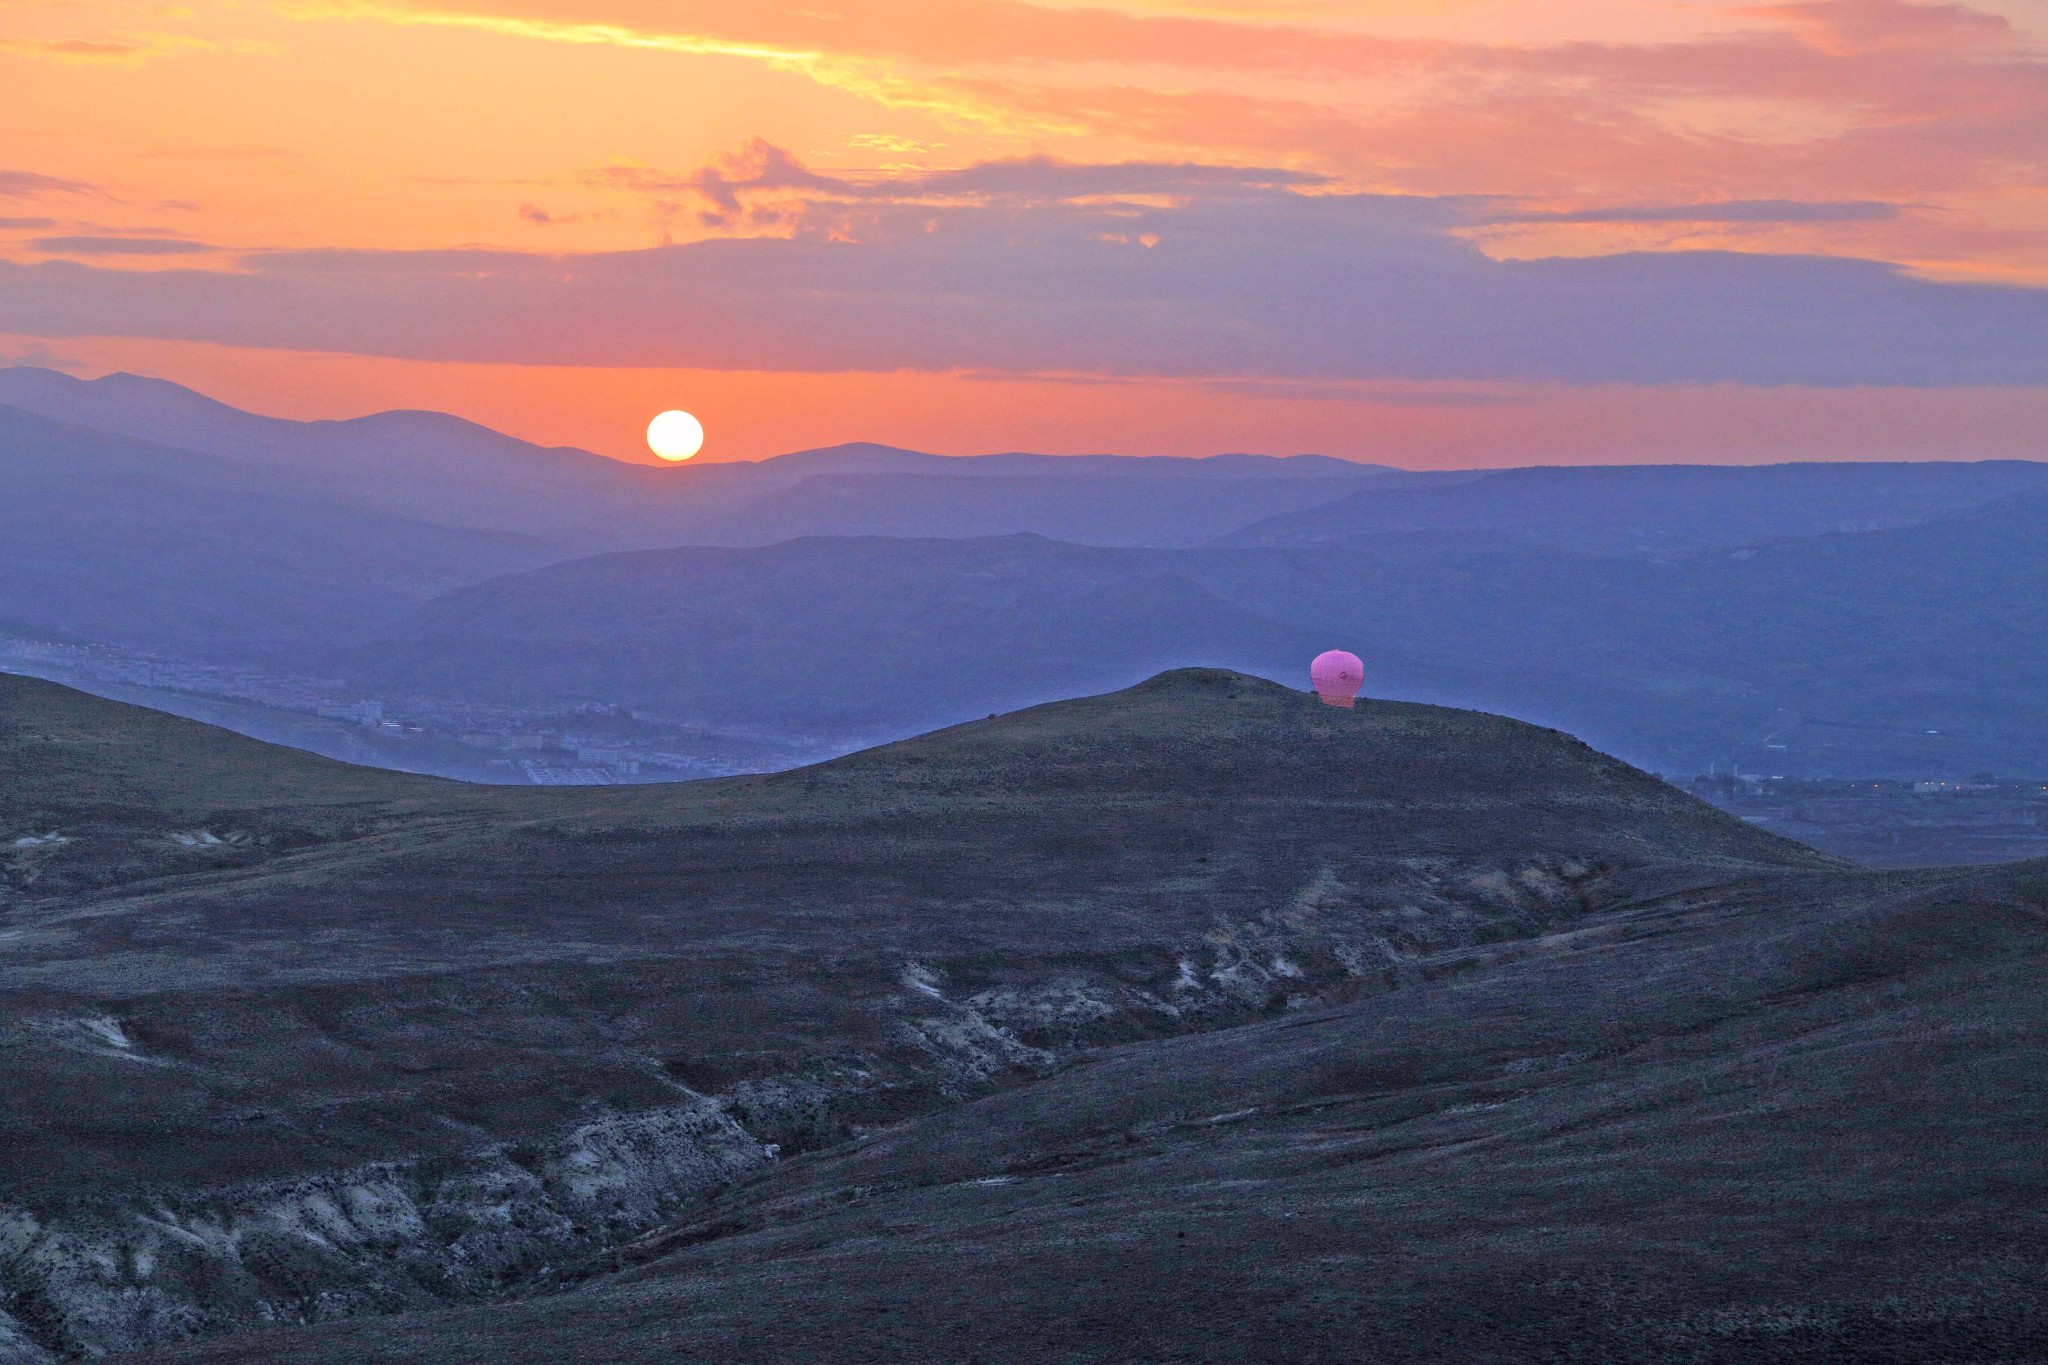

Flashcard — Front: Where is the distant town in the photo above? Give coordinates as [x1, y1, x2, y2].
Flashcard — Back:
[1686, 772, 2048, 868]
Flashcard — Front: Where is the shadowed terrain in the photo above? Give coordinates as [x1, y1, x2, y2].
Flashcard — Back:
[7, 671, 2043, 1363]
[0, 671, 481, 897]
[0, 668, 1836, 1359]
[135, 858, 2048, 1365]
[1216, 459, 2048, 552]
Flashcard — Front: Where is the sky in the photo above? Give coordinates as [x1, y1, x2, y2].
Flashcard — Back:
[2, 0, 2046, 464]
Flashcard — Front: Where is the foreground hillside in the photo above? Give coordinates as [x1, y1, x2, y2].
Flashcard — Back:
[0, 670, 1826, 1359]
[142, 857, 2048, 1365]
[0, 671, 487, 897]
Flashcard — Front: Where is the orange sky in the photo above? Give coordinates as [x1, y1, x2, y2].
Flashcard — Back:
[3, 0, 2045, 462]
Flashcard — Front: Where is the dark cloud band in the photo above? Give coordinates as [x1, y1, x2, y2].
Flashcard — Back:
[0, 159, 2041, 387]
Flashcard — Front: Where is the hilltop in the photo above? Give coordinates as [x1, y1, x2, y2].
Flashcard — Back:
[0, 671, 482, 896]
[0, 669, 1828, 1358]
[1, 666, 1822, 990]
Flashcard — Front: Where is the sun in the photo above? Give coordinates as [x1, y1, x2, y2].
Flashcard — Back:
[647, 409, 705, 461]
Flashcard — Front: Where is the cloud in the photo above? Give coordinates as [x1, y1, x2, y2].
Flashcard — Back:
[592, 141, 843, 216]
[0, 170, 101, 200]
[0, 337, 85, 371]
[0, 216, 58, 230]
[281, 0, 1033, 129]
[255, 0, 2043, 286]
[303, 0, 2048, 210]
[983, 372, 1537, 407]
[1486, 200, 1906, 225]
[0, 36, 151, 61]
[0, 32, 221, 64]
[593, 139, 1333, 222]
[292, 0, 1424, 83]
[28, 235, 218, 256]
[1743, 0, 2015, 55]
[1, 146, 2041, 387]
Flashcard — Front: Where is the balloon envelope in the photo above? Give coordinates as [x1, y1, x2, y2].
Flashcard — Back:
[1310, 650, 1364, 708]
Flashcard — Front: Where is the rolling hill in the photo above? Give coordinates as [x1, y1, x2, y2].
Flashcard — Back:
[654, 470, 1374, 548]
[0, 406, 560, 658]
[331, 534, 1334, 737]
[0, 368, 770, 550]
[0, 669, 1830, 1359]
[340, 491, 2048, 777]
[0, 670, 482, 897]
[1215, 458, 2048, 553]
[0, 370, 1391, 665]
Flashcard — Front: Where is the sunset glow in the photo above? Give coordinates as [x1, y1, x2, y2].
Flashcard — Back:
[4, 0, 2045, 462]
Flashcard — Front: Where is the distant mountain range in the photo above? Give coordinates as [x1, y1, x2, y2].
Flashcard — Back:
[0, 366, 1387, 655]
[1218, 458, 2048, 553]
[0, 404, 557, 657]
[342, 497, 2048, 778]
[0, 367, 1390, 557]
[5, 365, 2047, 777]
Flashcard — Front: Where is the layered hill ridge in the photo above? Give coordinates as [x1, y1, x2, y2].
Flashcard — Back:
[341, 491, 2048, 777]
[0, 406, 559, 658]
[11, 367, 2048, 784]
[0, 368, 1389, 563]
[0, 670, 1830, 1359]
[1215, 458, 2048, 552]
[0, 367, 1386, 668]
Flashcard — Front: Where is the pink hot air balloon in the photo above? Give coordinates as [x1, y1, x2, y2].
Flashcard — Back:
[1310, 650, 1364, 708]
